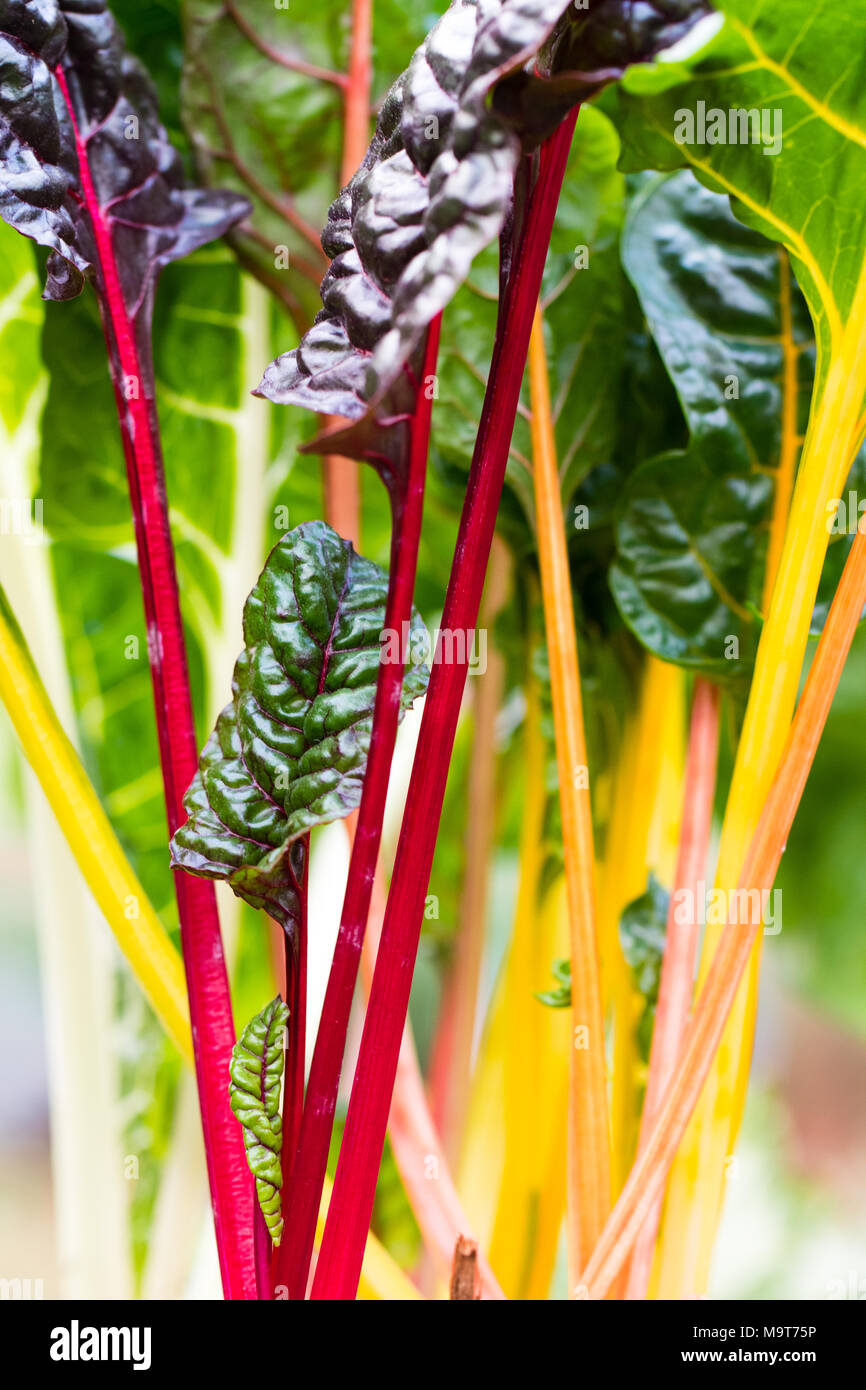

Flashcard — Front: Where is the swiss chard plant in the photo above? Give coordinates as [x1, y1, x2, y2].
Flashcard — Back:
[3, 0, 866, 1306]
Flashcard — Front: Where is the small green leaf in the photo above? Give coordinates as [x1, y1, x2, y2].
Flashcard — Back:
[618, 874, 669, 1061]
[170, 521, 428, 933]
[538, 877, 669, 1054]
[536, 956, 573, 1009]
[229, 998, 290, 1245]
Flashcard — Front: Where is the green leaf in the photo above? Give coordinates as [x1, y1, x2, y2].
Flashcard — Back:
[170, 520, 428, 932]
[536, 956, 572, 1009]
[609, 0, 866, 417]
[38, 250, 293, 917]
[181, 0, 442, 328]
[622, 172, 814, 477]
[229, 996, 290, 1245]
[611, 444, 770, 681]
[537, 876, 668, 1053]
[618, 873, 668, 1061]
[432, 104, 627, 546]
[610, 170, 813, 679]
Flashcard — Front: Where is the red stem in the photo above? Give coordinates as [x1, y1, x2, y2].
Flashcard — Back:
[284, 841, 309, 1166]
[56, 66, 255, 1300]
[360, 870, 505, 1299]
[312, 110, 580, 1300]
[272, 318, 442, 1299]
[624, 677, 720, 1299]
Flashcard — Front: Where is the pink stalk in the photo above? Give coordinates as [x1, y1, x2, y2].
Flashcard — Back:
[56, 68, 255, 1300]
[360, 871, 505, 1299]
[624, 678, 720, 1299]
[312, 111, 580, 1301]
[272, 318, 443, 1298]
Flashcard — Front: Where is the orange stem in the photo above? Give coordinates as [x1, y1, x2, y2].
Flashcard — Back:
[578, 526, 866, 1299]
[528, 306, 610, 1281]
[321, 0, 371, 543]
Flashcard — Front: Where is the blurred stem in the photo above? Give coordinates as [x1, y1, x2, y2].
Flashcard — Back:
[432, 536, 509, 1164]
[625, 678, 720, 1299]
[580, 525, 866, 1298]
[360, 868, 505, 1299]
[0, 291, 130, 1296]
[487, 674, 569, 1296]
[528, 304, 609, 1281]
[656, 258, 866, 1296]
[608, 660, 684, 1199]
[0, 587, 191, 1057]
[321, 0, 372, 543]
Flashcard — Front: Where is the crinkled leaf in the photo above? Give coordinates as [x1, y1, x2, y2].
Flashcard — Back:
[431, 104, 626, 546]
[0, 0, 248, 322]
[496, 0, 712, 141]
[171, 521, 428, 933]
[256, 0, 710, 499]
[229, 996, 290, 1245]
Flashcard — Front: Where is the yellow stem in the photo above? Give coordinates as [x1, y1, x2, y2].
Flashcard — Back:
[0, 586, 190, 1060]
[486, 676, 569, 1297]
[0, 585, 415, 1301]
[581, 523, 866, 1298]
[609, 659, 684, 1196]
[529, 306, 610, 1281]
[655, 256, 866, 1296]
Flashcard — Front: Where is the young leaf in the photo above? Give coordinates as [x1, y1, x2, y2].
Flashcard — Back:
[229, 997, 291, 1246]
[536, 957, 573, 1010]
[537, 872, 667, 1055]
[170, 520, 428, 934]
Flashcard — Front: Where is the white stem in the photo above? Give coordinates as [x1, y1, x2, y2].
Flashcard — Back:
[0, 253, 130, 1297]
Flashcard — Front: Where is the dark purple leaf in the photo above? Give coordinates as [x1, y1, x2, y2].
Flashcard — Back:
[255, 0, 709, 500]
[0, 0, 248, 331]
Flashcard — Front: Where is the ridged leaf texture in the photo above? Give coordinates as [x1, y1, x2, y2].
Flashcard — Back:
[170, 521, 428, 933]
[229, 997, 290, 1245]
[255, 0, 709, 496]
[0, 0, 248, 313]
